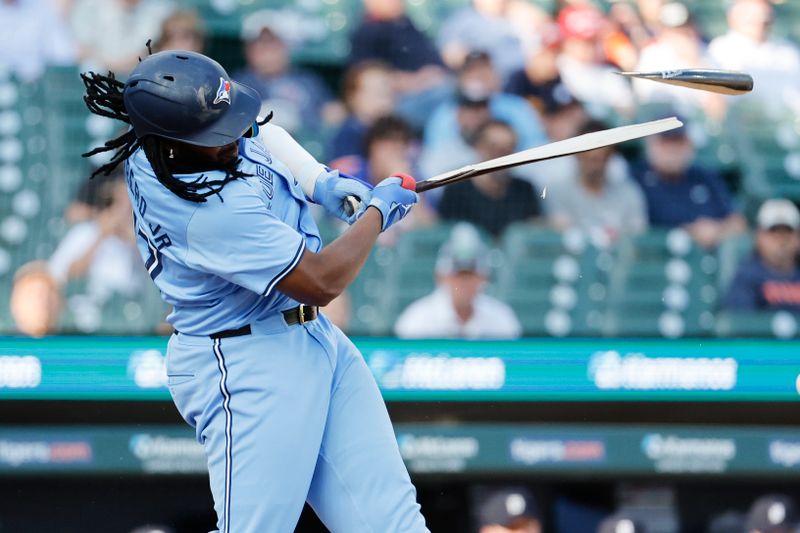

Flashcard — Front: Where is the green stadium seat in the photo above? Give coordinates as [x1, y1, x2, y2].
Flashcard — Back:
[498, 224, 607, 336]
[716, 234, 753, 293]
[603, 230, 717, 337]
[716, 310, 799, 339]
[347, 247, 395, 336]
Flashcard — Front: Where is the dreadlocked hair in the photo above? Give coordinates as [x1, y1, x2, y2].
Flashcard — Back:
[81, 66, 264, 203]
[138, 136, 250, 203]
[81, 71, 139, 178]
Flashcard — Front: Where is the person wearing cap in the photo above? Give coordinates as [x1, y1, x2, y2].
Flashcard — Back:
[394, 223, 522, 339]
[437, 119, 541, 238]
[723, 199, 800, 312]
[422, 50, 547, 177]
[234, 9, 342, 135]
[745, 494, 798, 533]
[598, 511, 648, 533]
[475, 486, 541, 533]
[555, 4, 636, 118]
[709, 0, 800, 105]
[633, 116, 746, 248]
[632, 2, 726, 120]
[419, 78, 494, 180]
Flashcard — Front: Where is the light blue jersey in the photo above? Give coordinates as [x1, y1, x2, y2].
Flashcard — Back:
[125, 135, 427, 533]
[123, 137, 321, 335]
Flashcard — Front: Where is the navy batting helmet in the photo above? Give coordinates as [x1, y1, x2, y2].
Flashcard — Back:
[123, 51, 261, 147]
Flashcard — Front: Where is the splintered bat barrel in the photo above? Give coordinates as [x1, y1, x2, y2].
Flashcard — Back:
[412, 117, 683, 193]
[616, 69, 754, 95]
[342, 117, 683, 212]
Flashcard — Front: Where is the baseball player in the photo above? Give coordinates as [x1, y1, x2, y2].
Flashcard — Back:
[81, 50, 428, 532]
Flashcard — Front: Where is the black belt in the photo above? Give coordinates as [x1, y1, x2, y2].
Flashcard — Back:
[208, 305, 319, 339]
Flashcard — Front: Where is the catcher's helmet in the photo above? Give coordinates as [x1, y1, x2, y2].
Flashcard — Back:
[123, 51, 260, 147]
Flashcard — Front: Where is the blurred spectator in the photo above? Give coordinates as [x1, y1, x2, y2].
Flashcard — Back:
[436, 0, 527, 83]
[745, 494, 798, 533]
[723, 199, 800, 313]
[234, 9, 342, 135]
[708, 0, 800, 107]
[0, 0, 77, 81]
[475, 486, 541, 533]
[607, 0, 662, 52]
[523, 96, 586, 191]
[70, 0, 175, 74]
[419, 82, 492, 179]
[633, 2, 726, 120]
[348, 0, 449, 127]
[10, 261, 61, 337]
[394, 223, 521, 339]
[153, 9, 205, 53]
[598, 511, 648, 533]
[64, 170, 124, 225]
[328, 61, 394, 160]
[522, 90, 636, 197]
[422, 50, 547, 176]
[545, 119, 647, 245]
[505, 24, 566, 118]
[438, 120, 541, 238]
[556, 5, 636, 118]
[48, 172, 141, 302]
[708, 510, 746, 533]
[633, 123, 746, 248]
[635, 0, 667, 38]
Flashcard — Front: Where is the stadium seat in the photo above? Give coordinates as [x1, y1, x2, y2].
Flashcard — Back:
[716, 234, 754, 295]
[603, 229, 718, 337]
[716, 310, 799, 339]
[498, 224, 607, 336]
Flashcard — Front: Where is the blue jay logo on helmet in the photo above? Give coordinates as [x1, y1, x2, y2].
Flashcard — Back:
[214, 77, 232, 105]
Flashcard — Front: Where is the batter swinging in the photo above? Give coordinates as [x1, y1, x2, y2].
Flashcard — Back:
[82, 50, 427, 533]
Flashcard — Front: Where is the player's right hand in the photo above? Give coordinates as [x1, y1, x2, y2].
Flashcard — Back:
[366, 174, 418, 232]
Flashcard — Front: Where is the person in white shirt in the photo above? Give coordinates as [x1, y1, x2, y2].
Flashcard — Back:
[708, 0, 800, 108]
[394, 223, 522, 339]
[0, 0, 77, 81]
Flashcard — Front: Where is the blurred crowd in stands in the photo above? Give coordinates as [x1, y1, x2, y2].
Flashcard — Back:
[3, 0, 800, 337]
[470, 487, 800, 533]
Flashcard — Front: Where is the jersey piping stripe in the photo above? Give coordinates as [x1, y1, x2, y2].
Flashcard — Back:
[213, 338, 233, 533]
[137, 226, 162, 278]
[262, 238, 306, 297]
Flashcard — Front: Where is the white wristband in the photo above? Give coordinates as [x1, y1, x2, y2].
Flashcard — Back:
[255, 122, 326, 198]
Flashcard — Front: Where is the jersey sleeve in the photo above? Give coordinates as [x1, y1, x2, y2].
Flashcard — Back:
[185, 187, 306, 297]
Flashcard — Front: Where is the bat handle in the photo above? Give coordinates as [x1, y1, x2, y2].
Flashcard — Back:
[343, 173, 419, 217]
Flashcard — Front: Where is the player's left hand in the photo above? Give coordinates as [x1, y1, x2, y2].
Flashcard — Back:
[312, 169, 372, 225]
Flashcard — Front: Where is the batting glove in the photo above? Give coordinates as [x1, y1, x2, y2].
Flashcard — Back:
[365, 174, 418, 232]
[312, 168, 372, 225]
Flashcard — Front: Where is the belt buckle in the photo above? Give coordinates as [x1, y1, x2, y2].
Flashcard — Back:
[298, 305, 306, 325]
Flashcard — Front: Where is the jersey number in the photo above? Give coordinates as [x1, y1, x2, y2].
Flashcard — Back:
[137, 226, 163, 280]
